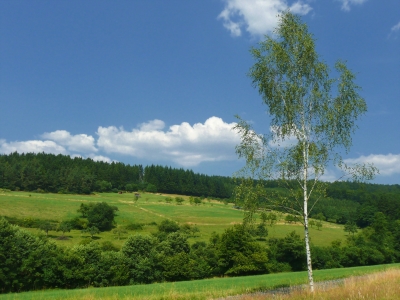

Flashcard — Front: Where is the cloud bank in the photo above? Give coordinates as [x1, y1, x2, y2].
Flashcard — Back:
[218, 0, 312, 37]
[344, 154, 400, 177]
[0, 117, 241, 167]
[97, 116, 240, 167]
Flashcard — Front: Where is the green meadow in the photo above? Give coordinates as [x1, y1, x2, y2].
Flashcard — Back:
[1, 264, 399, 300]
[0, 191, 346, 248]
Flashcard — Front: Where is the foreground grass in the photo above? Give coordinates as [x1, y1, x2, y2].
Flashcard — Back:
[1, 264, 399, 300]
[237, 268, 400, 300]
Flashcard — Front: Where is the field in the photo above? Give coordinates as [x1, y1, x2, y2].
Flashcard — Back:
[0, 264, 398, 300]
[0, 191, 347, 248]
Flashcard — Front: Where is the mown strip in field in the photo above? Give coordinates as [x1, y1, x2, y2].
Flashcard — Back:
[1, 264, 399, 300]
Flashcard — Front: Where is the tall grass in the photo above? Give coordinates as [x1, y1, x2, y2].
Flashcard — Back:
[237, 268, 400, 299]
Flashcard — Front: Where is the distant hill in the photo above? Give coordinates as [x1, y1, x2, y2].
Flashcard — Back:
[1, 152, 399, 226]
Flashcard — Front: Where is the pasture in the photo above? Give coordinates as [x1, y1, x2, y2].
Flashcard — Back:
[0, 191, 347, 248]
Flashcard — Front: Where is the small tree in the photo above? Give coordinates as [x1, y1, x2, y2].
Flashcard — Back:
[39, 221, 56, 236]
[87, 202, 118, 231]
[255, 222, 268, 240]
[175, 197, 185, 205]
[165, 197, 173, 204]
[234, 12, 376, 291]
[266, 212, 278, 227]
[316, 221, 323, 231]
[57, 221, 72, 237]
[77, 203, 94, 217]
[260, 211, 268, 224]
[193, 197, 202, 206]
[82, 226, 100, 238]
[309, 219, 316, 228]
[112, 226, 128, 240]
[344, 221, 358, 235]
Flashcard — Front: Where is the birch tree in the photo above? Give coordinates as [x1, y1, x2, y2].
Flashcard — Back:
[234, 12, 377, 292]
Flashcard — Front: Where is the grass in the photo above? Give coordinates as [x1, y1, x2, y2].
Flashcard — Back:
[237, 268, 400, 299]
[1, 264, 399, 300]
[0, 191, 347, 248]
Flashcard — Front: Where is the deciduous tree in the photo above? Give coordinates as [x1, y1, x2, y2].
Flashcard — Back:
[234, 11, 376, 291]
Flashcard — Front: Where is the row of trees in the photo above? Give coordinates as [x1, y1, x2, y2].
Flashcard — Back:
[1, 213, 400, 293]
[0, 152, 234, 198]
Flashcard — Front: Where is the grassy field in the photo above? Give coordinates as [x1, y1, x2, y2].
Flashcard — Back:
[0, 264, 398, 300]
[0, 191, 347, 248]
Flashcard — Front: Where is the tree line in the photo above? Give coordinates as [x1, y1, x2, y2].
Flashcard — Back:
[0, 152, 233, 199]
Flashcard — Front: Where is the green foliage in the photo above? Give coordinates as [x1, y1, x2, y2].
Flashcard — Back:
[214, 224, 269, 276]
[124, 222, 144, 231]
[81, 226, 100, 238]
[57, 221, 72, 236]
[157, 219, 180, 234]
[268, 231, 306, 271]
[316, 221, 323, 231]
[175, 196, 185, 205]
[180, 224, 200, 237]
[0, 152, 233, 199]
[112, 227, 128, 240]
[234, 11, 377, 289]
[38, 221, 56, 236]
[254, 222, 268, 240]
[87, 202, 117, 231]
[344, 221, 358, 235]
[145, 183, 157, 193]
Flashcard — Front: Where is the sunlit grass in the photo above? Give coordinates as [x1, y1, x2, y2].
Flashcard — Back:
[0, 191, 347, 248]
[1, 264, 398, 300]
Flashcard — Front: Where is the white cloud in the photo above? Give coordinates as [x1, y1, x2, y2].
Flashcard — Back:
[391, 21, 400, 32]
[218, 0, 312, 37]
[88, 154, 113, 163]
[344, 153, 400, 176]
[338, 0, 368, 12]
[0, 139, 67, 155]
[96, 116, 241, 167]
[41, 130, 97, 153]
[138, 119, 165, 132]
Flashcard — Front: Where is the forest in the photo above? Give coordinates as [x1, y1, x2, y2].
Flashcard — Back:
[0, 152, 234, 198]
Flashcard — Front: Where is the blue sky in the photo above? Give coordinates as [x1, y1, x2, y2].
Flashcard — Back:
[1, 0, 399, 184]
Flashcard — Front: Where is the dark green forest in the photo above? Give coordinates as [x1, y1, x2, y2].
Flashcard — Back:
[0, 152, 233, 199]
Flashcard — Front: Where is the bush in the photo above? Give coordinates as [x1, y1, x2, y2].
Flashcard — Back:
[158, 220, 180, 234]
[87, 202, 118, 231]
[125, 223, 144, 230]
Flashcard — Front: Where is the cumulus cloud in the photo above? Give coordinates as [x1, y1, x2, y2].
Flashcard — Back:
[41, 130, 97, 153]
[218, 0, 312, 37]
[96, 116, 241, 167]
[338, 0, 368, 12]
[88, 154, 113, 163]
[344, 153, 400, 176]
[0, 139, 67, 155]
